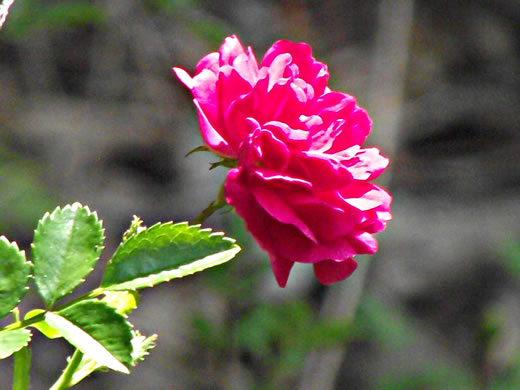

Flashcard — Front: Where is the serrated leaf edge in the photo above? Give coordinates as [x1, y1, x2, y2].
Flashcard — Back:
[32, 203, 105, 307]
[0, 236, 31, 317]
[104, 245, 240, 291]
[0, 328, 32, 359]
[45, 311, 129, 373]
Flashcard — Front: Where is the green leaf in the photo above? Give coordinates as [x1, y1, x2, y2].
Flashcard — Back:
[32, 203, 104, 307]
[67, 329, 157, 386]
[130, 330, 157, 365]
[101, 222, 240, 291]
[45, 301, 133, 373]
[25, 309, 61, 339]
[102, 291, 139, 315]
[0, 236, 31, 319]
[0, 329, 32, 359]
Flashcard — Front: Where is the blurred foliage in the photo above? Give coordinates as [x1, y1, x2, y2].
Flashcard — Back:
[3, 0, 105, 38]
[0, 144, 56, 236]
[191, 230, 520, 389]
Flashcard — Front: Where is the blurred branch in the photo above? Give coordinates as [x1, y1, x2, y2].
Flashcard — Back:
[297, 1, 415, 389]
[0, 0, 15, 29]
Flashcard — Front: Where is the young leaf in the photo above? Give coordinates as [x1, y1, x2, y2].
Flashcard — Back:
[101, 222, 240, 291]
[130, 330, 157, 366]
[102, 291, 139, 315]
[0, 329, 32, 359]
[0, 236, 31, 319]
[45, 301, 133, 373]
[32, 203, 104, 307]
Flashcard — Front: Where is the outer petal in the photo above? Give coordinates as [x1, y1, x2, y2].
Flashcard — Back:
[270, 256, 294, 287]
[313, 258, 358, 285]
[191, 69, 219, 130]
[193, 99, 235, 158]
[346, 148, 389, 181]
[173, 67, 194, 89]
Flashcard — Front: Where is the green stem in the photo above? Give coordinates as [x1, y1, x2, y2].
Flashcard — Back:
[11, 307, 31, 390]
[50, 349, 84, 390]
[192, 182, 227, 225]
[0, 288, 104, 333]
[12, 346, 31, 390]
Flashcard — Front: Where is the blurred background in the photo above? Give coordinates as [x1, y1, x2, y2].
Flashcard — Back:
[1, 0, 520, 388]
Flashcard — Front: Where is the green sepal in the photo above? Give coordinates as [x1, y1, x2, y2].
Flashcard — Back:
[209, 158, 237, 170]
[45, 300, 133, 373]
[101, 222, 240, 291]
[32, 203, 104, 307]
[0, 328, 32, 359]
[185, 145, 210, 157]
[0, 236, 31, 319]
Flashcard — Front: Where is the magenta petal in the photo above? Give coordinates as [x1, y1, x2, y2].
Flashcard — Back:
[218, 67, 254, 114]
[191, 69, 219, 128]
[348, 148, 389, 181]
[193, 99, 236, 158]
[219, 35, 248, 66]
[270, 256, 294, 287]
[252, 184, 317, 243]
[195, 52, 220, 75]
[173, 67, 194, 89]
[313, 258, 358, 285]
[291, 151, 352, 191]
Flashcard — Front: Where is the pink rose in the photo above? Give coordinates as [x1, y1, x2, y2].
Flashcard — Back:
[174, 36, 392, 287]
[173, 35, 328, 158]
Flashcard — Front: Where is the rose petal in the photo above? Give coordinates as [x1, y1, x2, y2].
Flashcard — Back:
[173, 67, 194, 89]
[193, 99, 235, 158]
[313, 258, 358, 285]
[270, 256, 294, 287]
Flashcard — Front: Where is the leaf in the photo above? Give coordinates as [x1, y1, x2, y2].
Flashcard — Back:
[0, 236, 31, 319]
[68, 329, 157, 386]
[25, 309, 61, 339]
[101, 222, 240, 291]
[102, 291, 139, 315]
[0, 329, 32, 359]
[45, 301, 133, 373]
[130, 330, 157, 365]
[32, 203, 104, 307]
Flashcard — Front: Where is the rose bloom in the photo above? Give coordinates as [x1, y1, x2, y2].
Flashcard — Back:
[174, 35, 391, 287]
